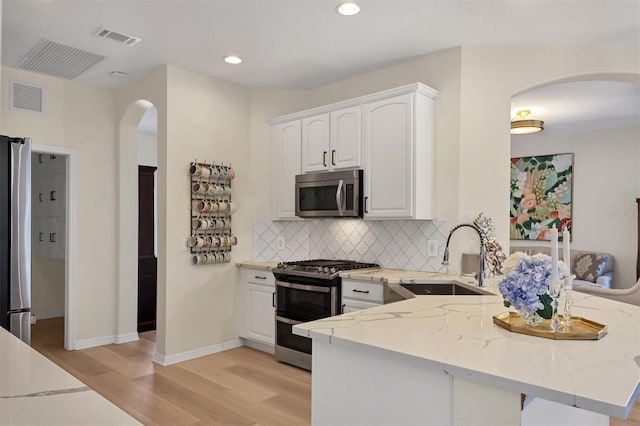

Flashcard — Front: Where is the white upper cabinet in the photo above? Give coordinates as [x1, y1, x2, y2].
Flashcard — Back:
[362, 87, 436, 220]
[271, 120, 301, 219]
[301, 114, 330, 172]
[301, 106, 362, 173]
[270, 83, 437, 221]
[331, 106, 361, 170]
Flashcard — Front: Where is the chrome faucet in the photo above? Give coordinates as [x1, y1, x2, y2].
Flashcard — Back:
[442, 223, 487, 287]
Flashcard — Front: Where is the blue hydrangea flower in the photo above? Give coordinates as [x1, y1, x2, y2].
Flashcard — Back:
[498, 256, 552, 313]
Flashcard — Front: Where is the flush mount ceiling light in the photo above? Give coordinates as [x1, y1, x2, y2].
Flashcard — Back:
[511, 109, 544, 134]
[224, 56, 242, 64]
[336, 2, 360, 16]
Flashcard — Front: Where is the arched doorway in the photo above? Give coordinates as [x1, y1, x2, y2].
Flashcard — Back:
[509, 73, 640, 289]
[117, 99, 158, 342]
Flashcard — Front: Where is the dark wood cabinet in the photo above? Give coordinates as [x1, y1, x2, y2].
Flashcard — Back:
[138, 166, 157, 332]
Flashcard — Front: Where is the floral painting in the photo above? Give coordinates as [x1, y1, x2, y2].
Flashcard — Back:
[510, 153, 573, 240]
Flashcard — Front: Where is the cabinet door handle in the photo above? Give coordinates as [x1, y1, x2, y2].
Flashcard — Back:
[38, 154, 44, 163]
[322, 151, 327, 167]
[342, 303, 346, 314]
[254, 275, 267, 280]
[364, 196, 369, 214]
[39, 232, 44, 242]
[352, 289, 370, 294]
[39, 193, 43, 202]
[49, 233, 56, 243]
[272, 292, 276, 308]
[50, 190, 56, 201]
[331, 150, 336, 166]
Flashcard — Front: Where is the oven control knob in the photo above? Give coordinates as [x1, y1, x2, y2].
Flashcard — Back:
[277, 263, 287, 269]
[316, 266, 323, 272]
[330, 267, 337, 274]
[321, 267, 328, 273]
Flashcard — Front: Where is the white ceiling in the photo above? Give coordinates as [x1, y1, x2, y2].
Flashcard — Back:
[3, 0, 639, 91]
[512, 81, 640, 135]
[3, 0, 640, 134]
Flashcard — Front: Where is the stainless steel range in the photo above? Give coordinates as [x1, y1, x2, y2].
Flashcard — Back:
[272, 259, 379, 370]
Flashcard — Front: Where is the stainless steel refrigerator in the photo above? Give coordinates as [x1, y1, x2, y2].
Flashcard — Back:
[0, 136, 31, 344]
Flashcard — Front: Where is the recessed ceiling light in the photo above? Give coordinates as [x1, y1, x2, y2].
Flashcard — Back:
[336, 2, 360, 16]
[224, 56, 242, 64]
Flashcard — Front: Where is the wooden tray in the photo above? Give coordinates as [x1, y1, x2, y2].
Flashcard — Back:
[493, 312, 607, 340]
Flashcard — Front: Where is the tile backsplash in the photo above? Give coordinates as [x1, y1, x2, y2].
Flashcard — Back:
[253, 219, 448, 272]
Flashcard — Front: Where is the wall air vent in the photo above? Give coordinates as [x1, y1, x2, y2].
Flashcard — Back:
[94, 27, 142, 46]
[17, 39, 105, 80]
[10, 80, 44, 113]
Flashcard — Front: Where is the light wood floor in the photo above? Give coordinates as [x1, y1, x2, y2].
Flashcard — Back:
[31, 317, 640, 426]
[31, 318, 311, 425]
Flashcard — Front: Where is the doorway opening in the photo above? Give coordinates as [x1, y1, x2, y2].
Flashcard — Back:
[30, 145, 76, 350]
[137, 106, 158, 332]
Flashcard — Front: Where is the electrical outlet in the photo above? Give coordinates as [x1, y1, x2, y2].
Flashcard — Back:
[179, 238, 188, 252]
[427, 240, 438, 257]
[276, 236, 285, 250]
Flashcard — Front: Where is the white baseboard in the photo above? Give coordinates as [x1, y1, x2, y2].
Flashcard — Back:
[33, 311, 64, 320]
[153, 338, 244, 366]
[115, 332, 139, 344]
[74, 332, 139, 350]
[74, 335, 119, 350]
[243, 338, 275, 354]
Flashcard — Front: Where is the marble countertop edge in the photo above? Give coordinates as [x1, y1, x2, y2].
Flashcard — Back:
[235, 261, 279, 270]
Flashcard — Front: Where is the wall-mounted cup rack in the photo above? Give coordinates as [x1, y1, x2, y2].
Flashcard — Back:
[188, 161, 237, 264]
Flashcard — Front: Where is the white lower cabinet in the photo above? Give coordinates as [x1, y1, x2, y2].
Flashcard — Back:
[341, 279, 384, 313]
[238, 267, 275, 348]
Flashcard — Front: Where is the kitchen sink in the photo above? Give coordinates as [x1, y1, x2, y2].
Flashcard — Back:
[399, 281, 492, 296]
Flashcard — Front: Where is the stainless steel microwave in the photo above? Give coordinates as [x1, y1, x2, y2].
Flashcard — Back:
[295, 170, 363, 218]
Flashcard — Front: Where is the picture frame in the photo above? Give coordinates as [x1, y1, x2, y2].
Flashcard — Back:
[509, 153, 573, 240]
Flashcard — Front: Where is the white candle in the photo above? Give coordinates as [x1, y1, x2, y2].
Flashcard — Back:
[550, 226, 559, 289]
[562, 229, 571, 275]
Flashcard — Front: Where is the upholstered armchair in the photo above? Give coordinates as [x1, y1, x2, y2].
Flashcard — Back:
[573, 278, 640, 306]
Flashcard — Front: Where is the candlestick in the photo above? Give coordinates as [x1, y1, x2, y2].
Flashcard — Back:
[550, 226, 559, 290]
[562, 229, 570, 269]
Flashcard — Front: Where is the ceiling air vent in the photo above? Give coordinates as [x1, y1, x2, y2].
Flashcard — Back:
[94, 27, 142, 46]
[10, 80, 44, 113]
[17, 39, 105, 80]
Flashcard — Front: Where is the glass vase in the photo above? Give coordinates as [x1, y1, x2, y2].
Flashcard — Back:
[516, 308, 544, 327]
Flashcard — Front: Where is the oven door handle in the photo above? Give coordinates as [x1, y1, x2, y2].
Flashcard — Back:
[336, 179, 344, 216]
[276, 316, 304, 326]
[276, 280, 331, 293]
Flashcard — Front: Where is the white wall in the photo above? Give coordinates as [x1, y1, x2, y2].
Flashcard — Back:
[512, 125, 639, 288]
[1, 66, 118, 342]
[457, 46, 640, 254]
[163, 65, 252, 356]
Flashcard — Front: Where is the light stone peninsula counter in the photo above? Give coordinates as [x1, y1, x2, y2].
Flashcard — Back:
[294, 274, 640, 426]
[0, 328, 140, 425]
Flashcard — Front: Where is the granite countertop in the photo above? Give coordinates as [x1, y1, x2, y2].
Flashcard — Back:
[235, 261, 279, 270]
[293, 283, 640, 419]
[0, 328, 140, 425]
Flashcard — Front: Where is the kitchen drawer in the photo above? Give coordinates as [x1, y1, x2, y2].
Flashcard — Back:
[244, 268, 275, 286]
[342, 279, 383, 303]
